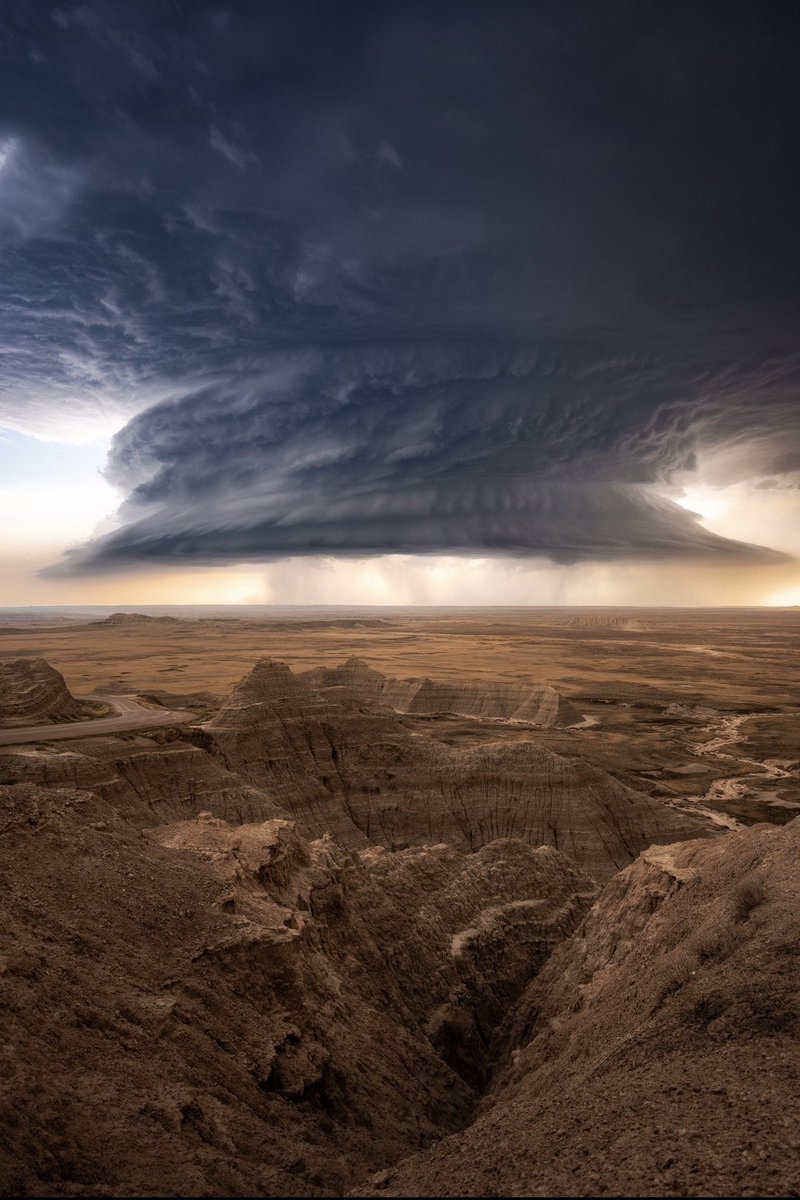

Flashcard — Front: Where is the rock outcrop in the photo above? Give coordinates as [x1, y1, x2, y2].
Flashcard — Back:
[361, 819, 800, 1198]
[0, 659, 104, 727]
[0, 738, 281, 829]
[0, 657, 716, 881]
[208, 658, 714, 880]
[300, 656, 581, 725]
[2, 780, 798, 1198]
[0, 748, 116, 791]
[0, 782, 593, 1197]
[349, 838, 595, 1088]
[97, 743, 286, 827]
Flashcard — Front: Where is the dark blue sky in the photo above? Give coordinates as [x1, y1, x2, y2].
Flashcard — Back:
[1, 0, 799, 577]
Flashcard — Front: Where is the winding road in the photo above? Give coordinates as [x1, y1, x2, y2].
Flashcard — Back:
[0, 695, 195, 746]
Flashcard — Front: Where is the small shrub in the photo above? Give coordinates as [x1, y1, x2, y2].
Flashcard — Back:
[690, 921, 737, 963]
[653, 944, 697, 1007]
[731, 873, 767, 924]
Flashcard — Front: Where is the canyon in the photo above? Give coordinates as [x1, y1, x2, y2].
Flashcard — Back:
[0, 607, 798, 1197]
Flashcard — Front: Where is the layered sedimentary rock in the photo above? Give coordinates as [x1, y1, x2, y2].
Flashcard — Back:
[96, 743, 285, 827]
[349, 838, 596, 1088]
[2, 779, 798, 1198]
[300, 656, 389, 701]
[208, 658, 714, 880]
[0, 658, 103, 727]
[0, 782, 593, 1197]
[0, 747, 116, 791]
[0, 657, 715, 881]
[300, 656, 581, 725]
[363, 819, 800, 1198]
[0, 738, 280, 829]
[0, 714, 710, 884]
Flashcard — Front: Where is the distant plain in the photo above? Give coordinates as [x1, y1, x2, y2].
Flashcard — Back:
[0, 606, 798, 825]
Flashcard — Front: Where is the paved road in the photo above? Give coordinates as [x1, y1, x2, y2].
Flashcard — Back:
[0, 695, 195, 746]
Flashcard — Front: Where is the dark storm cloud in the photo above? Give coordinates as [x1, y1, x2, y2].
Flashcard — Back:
[1, 1, 799, 565]
[46, 341, 794, 573]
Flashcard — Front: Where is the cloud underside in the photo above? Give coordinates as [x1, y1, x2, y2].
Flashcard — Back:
[39, 332, 800, 574]
[44, 344, 794, 575]
[49, 486, 779, 576]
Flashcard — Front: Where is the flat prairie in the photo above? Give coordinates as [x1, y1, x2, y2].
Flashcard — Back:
[0, 606, 798, 825]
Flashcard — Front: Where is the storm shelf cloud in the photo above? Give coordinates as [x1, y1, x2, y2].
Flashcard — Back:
[44, 345, 795, 574]
[1, 0, 799, 579]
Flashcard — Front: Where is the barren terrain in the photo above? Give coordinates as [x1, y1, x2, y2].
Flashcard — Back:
[0, 607, 798, 1197]
[1, 606, 797, 826]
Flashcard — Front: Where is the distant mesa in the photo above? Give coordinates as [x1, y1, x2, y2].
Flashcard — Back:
[299, 656, 582, 725]
[561, 614, 646, 630]
[0, 658, 105, 728]
[86, 612, 180, 627]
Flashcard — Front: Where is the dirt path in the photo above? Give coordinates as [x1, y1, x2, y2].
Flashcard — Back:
[0, 695, 194, 745]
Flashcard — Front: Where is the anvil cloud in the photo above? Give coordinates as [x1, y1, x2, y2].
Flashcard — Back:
[1, 1, 799, 581]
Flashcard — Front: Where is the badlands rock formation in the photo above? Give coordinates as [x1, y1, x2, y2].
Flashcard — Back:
[300, 656, 581, 724]
[1, 775, 798, 1197]
[0, 781, 593, 1197]
[361, 819, 800, 1197]
[0, 738, 278, 829]
[0, 658, 104, 727]
[207, 658, 713, 880]
[0, 656, 713, 881]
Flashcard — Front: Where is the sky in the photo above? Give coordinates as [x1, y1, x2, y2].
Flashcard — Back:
[1, 0, 799, 607]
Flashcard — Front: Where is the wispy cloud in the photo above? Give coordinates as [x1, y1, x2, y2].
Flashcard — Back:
[208, 126, 258, 171]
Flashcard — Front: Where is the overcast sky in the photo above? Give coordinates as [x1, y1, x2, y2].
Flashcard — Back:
[1, 0, 799, 605]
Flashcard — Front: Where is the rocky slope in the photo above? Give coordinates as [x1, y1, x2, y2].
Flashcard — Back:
[207, 658, 714, 880]
[0, 656, 714, 881]
[2, 778, 798, 1197]
[0, 659, 104, 727]
[300, 656, 581, 725]
[0, 736, 282, 828]
[360, 819, 800, 1198]
[0, 782, 593, 1196]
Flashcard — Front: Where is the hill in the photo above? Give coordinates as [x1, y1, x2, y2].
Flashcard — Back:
[0, 659, 105, 728]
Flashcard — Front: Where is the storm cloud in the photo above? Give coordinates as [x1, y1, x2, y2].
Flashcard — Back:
[47, 340, 796, 572]
[1, 1, 799, 570]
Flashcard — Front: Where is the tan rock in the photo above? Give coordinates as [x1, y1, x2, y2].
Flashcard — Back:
[364, 818, 800, 1199]
[209, 658, 715, 880]
[0, 658, 104, 727]
[0, 783, 591, 1196]
[300, 656, 581, 725]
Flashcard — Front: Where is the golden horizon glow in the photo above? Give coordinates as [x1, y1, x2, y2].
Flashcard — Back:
[1, 552, 799, 609]
[2, 431, 799, 609]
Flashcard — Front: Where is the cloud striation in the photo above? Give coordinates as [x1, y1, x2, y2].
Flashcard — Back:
[0, 0, 798, 571]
